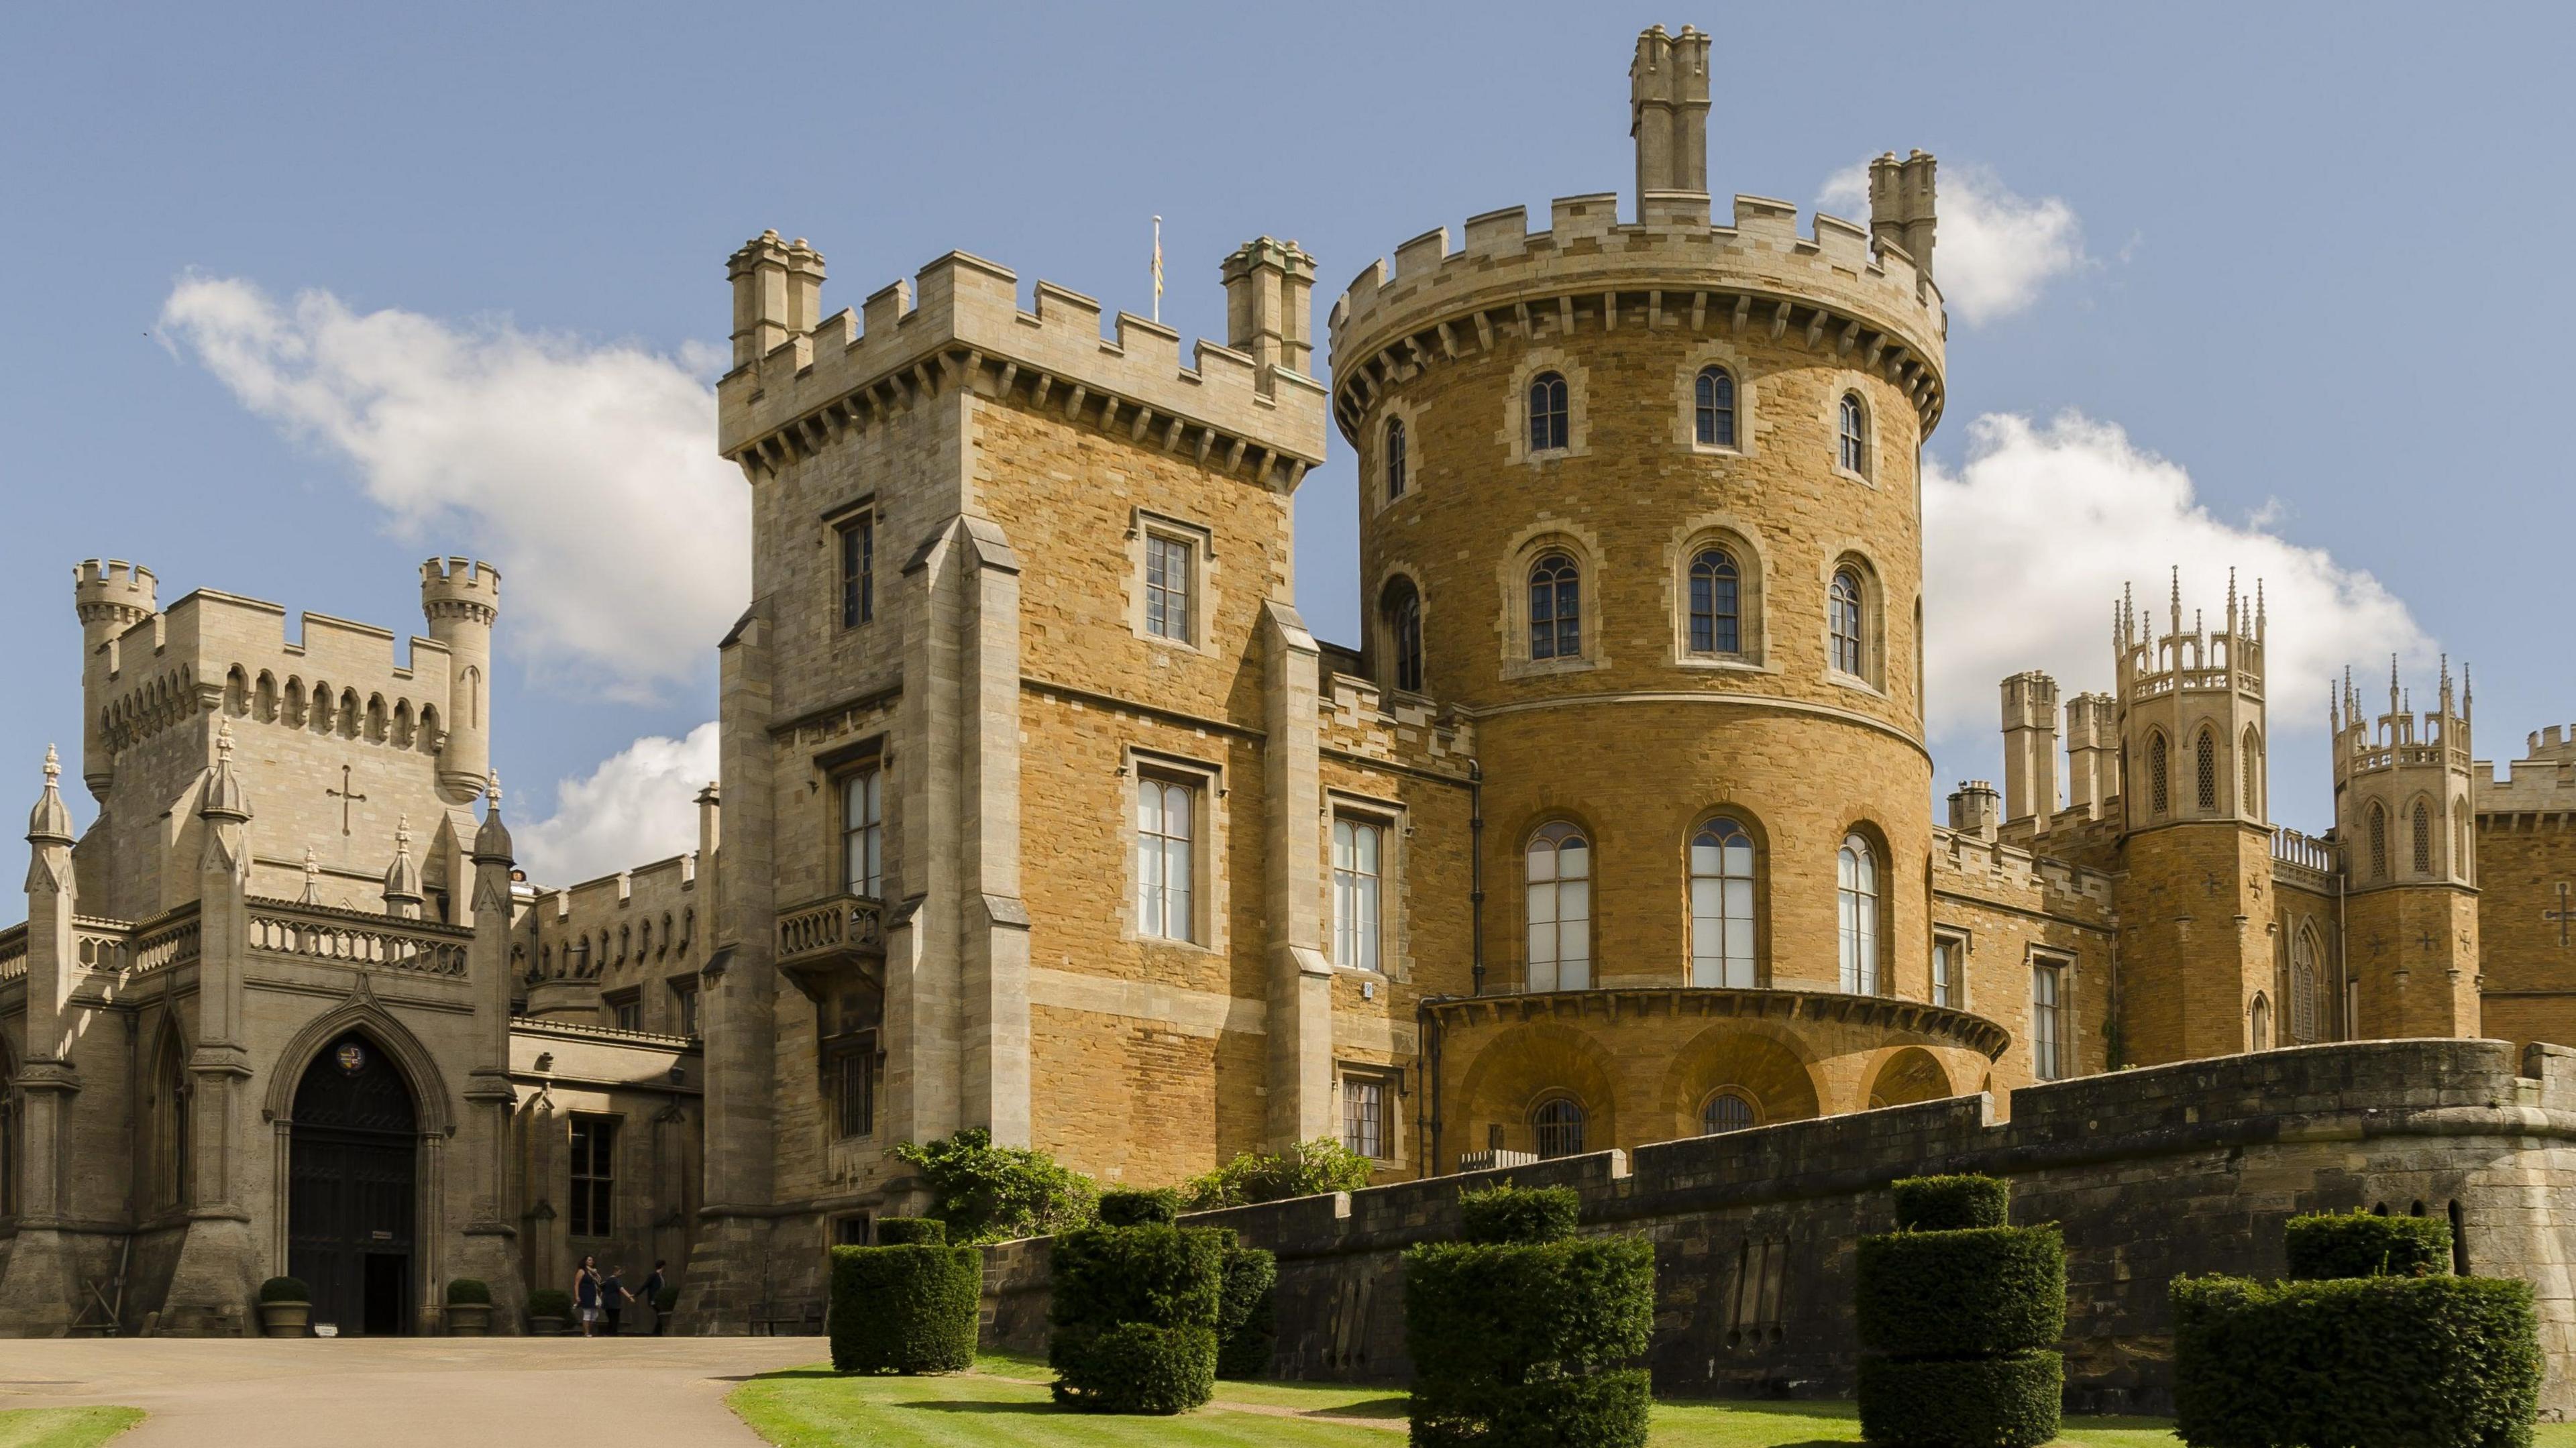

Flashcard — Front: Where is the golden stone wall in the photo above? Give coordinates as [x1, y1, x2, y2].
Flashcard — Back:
[2479, 820, 2576, 1051]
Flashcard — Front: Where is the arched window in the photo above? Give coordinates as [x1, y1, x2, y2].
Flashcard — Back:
[2196, 728, 2219, 812]
[1701, 1090, 1757, 1135]
[2243, 728, 2262, 818]
[2291, 929, 2320, 1043]
[2368, 803, 2388, 880]
[1529, 372, 1570, 452]
[1525, 823, 1591, 992]
[1694, 366, 1736, 447]
[153, 1030, 191, 1211]
[1688, 549, 1740, 655]
[1837, 833, 1880, 995]
[1531, 1096, 1585, 1158]
[1529, 553, 1581, 661]
[1837, 392, 1868, 475]
[2412, 800, 2434, 875]
[1688, 816, 1757, 988]
[2147, 732, 2169, 815]
[1384, 417, 1408, 500]
[1829, 569, 1865, 677]
[1383, 577, 1425, 693]
[2455, 799, 2473, 884]
[2249, 993, 2271, 1052]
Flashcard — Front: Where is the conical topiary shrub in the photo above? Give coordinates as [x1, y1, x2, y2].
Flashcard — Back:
[827, 1215, 983, 1375]
[1049, 1188, 1224, 1412]
[1214, 1236, 1279, 1379]
[1404, 1182, 1654, 1447]
[1856, 1174, 2065, 1448]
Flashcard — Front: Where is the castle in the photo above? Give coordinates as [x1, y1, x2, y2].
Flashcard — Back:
[3, 25, 2573, 1338]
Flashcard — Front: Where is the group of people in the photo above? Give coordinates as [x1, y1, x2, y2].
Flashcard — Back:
[572, 1257, 669, 1337]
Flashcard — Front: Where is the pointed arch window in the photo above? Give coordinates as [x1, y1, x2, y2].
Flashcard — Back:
[2368, 803, 2389, 880]
[1837, 392, 1868, 475]
[1529, 553, 1581, 661]
[1688, 817, 1758, 988]
[1385, 417, 1409, 500]
[1530, 1096, 1585, 1158]
[2250, 993, 2271, 1052]
[2291, 930, 2320, 1043]
[2243, 729, 2262, 818]
[2196, 729, 2219, 812]
[1688, 549, 1740, 655]
[1837, 834, 1881, 995]
[1829, 569, 1865, 677]
[153, 1031, 191, 1211]
[1694, 366, 1736, 447]
[1383, 577, 1425, 693]
[1529, 372, 1570, 452]
[1525, 823, 1591, 992]
[2148, 732, 2170, 816]
[2412, 800, 2434, 875]
[2455, 799, 2473, 884]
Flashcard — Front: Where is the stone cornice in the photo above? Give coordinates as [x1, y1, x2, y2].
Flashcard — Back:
[1425, 984, 2010, 1060]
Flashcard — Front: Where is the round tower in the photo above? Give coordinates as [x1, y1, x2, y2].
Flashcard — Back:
[1331, 26, 1947, 1011]
[72, 559, 157, 799]
[420, 557, 500, 803]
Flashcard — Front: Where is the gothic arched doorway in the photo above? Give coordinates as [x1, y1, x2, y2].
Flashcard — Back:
[287, 1034, 418, 1335]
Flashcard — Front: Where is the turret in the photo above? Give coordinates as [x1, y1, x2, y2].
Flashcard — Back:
[2000, 671, 2061, 826]
[2330, 657, 2478, 1042]
[726, 230, 824, 370]
[2063, 692, 2116, 818]
[1945, 780, 2001, 841]
[2115, 569, 2267, 832]
[1220, 236, 1318, 388]
[72, 559, 156, 799]
[420, 557, 500, 804]
[1868, 151, 1939, 281]
[1629, 24, 1711, 201]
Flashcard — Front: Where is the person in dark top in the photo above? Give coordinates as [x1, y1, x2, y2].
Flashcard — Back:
[601, 1265, 635, 1338]
[641, 1261, 669, 1336]
[573, 1255, 602, 1338]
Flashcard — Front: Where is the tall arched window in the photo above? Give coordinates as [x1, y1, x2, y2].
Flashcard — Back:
[1529, 372, 1569, 452]
[2250, 993, 2271, 1052]
[1525, 824, 1591, 992]
[1694, 366, 1736, 447]
[1529, 553, 1581, 661]
[2195, 728, 2218, 812]
[1688, 816, 1757, 988]
[1837, 392, 1868, 475]
[2243, 728, 2262, 818]
[1701, 1090, 1756, 1135]
[2291, 929, 2320, 1043]
[1688, 549, 1740, 655]
[1383, 577, 1424, 693]
[1828, 569, 1865, 677]
[1384, 417, 1408, 500]
[2147, 732, 2170, 815]
[1531, 1097, 1585, 1158]
[2412, 799, 2434, 875]
[1837, 833, 1880, 995]
[2368, 803, 2389, 880]
[2455, 799, 2473, 884]
[153, 1030, 191, 1211]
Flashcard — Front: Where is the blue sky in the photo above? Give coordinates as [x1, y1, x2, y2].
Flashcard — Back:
[4, 2, 2569, 893]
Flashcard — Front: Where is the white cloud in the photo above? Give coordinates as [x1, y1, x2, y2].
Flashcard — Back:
[513, 722, 719, 886]
[158, 278, 746, 701]
[1820, 161, 2086, 325]
[1923, 412, 2433, 740]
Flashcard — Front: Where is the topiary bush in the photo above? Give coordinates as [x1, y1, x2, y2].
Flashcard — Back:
[2285, 1210, 2452, 1280]
[1049, 1188, 1225, 1412]
[2173, 1210, 2540, 1448]
[1856, 1174, 2063, 1448]
[444, 1278, 491, 1306]
[527, 1288, 572, 1322]
[1214, 1237, 1278, 1379]
[891, 1127, 1099, 1245]
[1405, 1182, 1653, 1447]
[828, 1215, 983, 1375]
[258, 1276, 311, 1304]
[1183, 1137, 1377, 1211]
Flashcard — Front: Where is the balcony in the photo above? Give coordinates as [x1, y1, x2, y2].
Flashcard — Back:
[775, 892, 886, 1001]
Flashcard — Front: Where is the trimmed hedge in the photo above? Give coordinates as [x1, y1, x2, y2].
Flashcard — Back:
[259, 1276, 310, 1304]
[1049, 1214, 1224, 1412]
[1460, 1182, 1580, 1245]
[1214, 1239, 1278, 1379]
[2173, 1274, 2540, 1448]
[1856, 1227, 2065, 1359]
[1406, 1184, 1654, 1447]
[2286, 1211, 2451, 1280]
[1857, 1353, 2065, 1448]
[828, 1231, 983, 1375]
[876, 1217, 949, 1247]
[445, 1278, 491, 1306]
[1099, 1187, 1183, 1228]
[1891, 1174, 2008, 1232]
[527, 1288, 572, 1320]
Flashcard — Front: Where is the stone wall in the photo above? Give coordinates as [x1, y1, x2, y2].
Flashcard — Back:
[982, 1038, 2576, 1416]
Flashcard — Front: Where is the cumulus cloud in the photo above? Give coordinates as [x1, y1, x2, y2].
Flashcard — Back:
[1820, 161, 2086, 325]
[159, 278, 746, 701]
[1923, 412, 2433, 740]
[513, 721, 720, 886]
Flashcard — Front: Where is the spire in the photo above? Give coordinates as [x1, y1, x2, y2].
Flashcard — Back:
[2389, 654, 2402, 718]
[2254, 578, 2267, 641]
[2328, 677, 2340, 734]
[300, 848, 321, 904]
[25, 745, 72, 844]
[2463, 661, 2475, 720]
[2168, 565, 2182, 641]
[382, 814, 424, 918]
[199, 722, 250, 822]
[2226, 569, 2239, 640]
[473, 774, 513, 863]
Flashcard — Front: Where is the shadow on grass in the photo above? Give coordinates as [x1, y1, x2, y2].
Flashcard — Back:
[904, 1400, 1073, 1414]
[1305, 1396, 1409, 1420]
[721, 1368, 843, 1382]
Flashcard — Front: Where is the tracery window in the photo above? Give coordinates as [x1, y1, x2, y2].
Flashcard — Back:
[1695, 366, 1736, 447]
[1332, 816, 1384, 972]
[1688, 817, 1757, 988]
[2413, 799, 2434, 875]
[2148, 732, 2170, 816]
[2368, 803, 2389, 880]
[1829, 569, 1865, 677]
[1837, 834, 1880, 995]
[2196, 728, 2219, 813]
[1688, 549, 1741, 655]
[2291, 930, 2320, 1043]
[1531, 1097, 1585, 1159]
[1529, 372, 1570, 452]
[1525, 823, 1591, 992]
[1837, 392, 1868, 476]
[1385, 417, 1408, 500]
[1529, 553, 1581, 661]
[1137, 776, 1197, 942]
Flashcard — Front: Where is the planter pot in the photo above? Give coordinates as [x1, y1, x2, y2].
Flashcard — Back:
[446, 1303, 492, 1336]
[529, 1315, 565, 1337]
[259, 1302, 311, 1339]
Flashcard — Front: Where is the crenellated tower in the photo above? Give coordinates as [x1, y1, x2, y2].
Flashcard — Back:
[2332, 657, 2478, 1039]
[72, 559, 156, 800]
[2111, 570, 2276, 1065]
[420, 557, 500, 804]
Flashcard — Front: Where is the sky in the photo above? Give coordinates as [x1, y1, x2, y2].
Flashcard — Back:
[3, 2, 2570, 897]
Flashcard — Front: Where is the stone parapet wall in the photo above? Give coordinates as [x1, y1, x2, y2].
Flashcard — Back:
[983, 1038, 2576, 1415]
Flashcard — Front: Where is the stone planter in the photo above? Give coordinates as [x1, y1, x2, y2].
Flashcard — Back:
[529, 1315, 565, 1337]
[446, 1302, 492, 1336]
[259, 1301, 311, 1339]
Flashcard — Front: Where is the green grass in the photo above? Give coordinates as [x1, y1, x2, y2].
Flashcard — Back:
[0, 1407, 144, 1448]
[731, 1355, 2576, 1448]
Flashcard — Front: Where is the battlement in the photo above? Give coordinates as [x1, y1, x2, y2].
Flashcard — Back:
[715, 239, 1329, 482]
[1932, 823, 2116, 916]
[73, 559, 156, 628]
[2332, 659, 2469, 787]
[1327, 191, 1947, 443]
[419, 556, 500, 619]
[2476, 723, 2576, 817]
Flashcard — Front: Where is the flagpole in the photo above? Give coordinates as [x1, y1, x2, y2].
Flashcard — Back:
[1152, 215, 1164, 324]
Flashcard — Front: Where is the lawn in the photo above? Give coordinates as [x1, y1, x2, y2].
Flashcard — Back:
[728, 1352, 2203, 1447]
[0, 1408, 143, 1448]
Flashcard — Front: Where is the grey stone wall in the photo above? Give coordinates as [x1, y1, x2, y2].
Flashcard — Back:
[983, 1038, 2576, 1416]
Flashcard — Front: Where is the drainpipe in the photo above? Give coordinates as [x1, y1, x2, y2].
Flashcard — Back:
[1468, 759, 1486, 995]
[1416, 995, 1442, 1180]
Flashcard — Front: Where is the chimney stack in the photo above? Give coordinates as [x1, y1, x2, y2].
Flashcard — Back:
[1629, 25, 1712, 201]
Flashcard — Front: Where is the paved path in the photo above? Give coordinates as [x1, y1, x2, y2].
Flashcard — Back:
[0, 1336, 820, 1447]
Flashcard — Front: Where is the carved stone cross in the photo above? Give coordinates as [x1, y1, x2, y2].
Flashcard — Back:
[327, 765, 367, 836]
[2547, 883, 2575, 948]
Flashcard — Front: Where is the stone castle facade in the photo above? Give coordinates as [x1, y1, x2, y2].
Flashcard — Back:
[5, 25, 2575, 1335]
